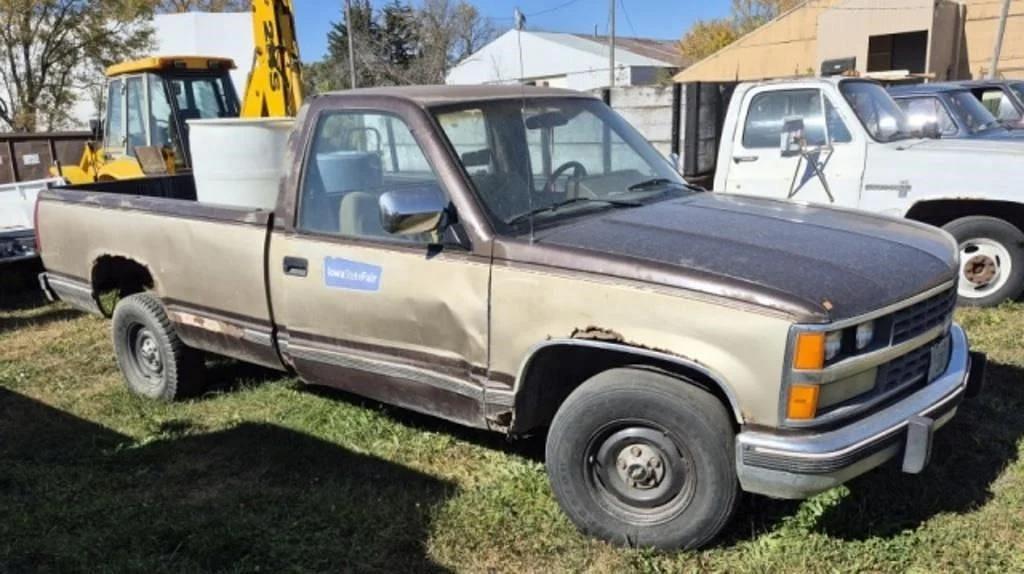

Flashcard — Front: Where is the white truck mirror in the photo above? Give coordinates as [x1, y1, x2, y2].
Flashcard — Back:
[780, 116, 805, 157]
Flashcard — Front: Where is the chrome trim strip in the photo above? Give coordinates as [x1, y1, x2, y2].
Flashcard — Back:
[751, 386, 964, 460]
[513, 338, 745, 424]
[792, 321, 948, 385]
[800, 280, 955, 331]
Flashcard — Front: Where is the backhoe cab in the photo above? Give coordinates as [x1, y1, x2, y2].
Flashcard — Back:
[58, 57, 240, 184]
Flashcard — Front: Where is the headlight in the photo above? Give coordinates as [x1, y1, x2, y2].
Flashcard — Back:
[856, 321, 875, 350]
[825, 330, 843, 361]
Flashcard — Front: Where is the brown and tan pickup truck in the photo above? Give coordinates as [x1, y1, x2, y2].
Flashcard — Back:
[36, 86, 986, 550]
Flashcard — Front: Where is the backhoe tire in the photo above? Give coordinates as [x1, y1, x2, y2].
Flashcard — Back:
[111, 293, 204, 401]
[944, 216, 1024, 307]
[545, 367, 738, 551]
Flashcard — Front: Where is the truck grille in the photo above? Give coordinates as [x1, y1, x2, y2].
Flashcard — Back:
[891, 288, 956, 344]
[878, 341, 934, 394]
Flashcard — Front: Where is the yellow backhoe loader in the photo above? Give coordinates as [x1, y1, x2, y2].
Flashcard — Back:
[56, 0, 302, 184]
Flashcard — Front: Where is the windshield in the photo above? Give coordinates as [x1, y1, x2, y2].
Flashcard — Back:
[840, 81, 915, 142]
[1011, 83, 1024, 106]
[166, 74, 240, 120]
[433, 97, 687, 229]
[948, 90, 1002, 133]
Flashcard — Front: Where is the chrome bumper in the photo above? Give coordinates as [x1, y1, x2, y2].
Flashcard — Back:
[736, 324, 981, 500]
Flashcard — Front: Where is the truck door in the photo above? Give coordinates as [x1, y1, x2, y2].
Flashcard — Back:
[267, 107, 491, 427]
[722, 87, 865, 208]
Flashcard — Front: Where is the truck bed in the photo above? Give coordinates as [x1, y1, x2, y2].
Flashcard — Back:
[37, 176, 279, 368]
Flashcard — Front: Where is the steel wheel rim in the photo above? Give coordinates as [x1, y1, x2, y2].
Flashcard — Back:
[958, 238, 1013, 299]
[129, 325, 164, 388]
[585, 421, 696, 523]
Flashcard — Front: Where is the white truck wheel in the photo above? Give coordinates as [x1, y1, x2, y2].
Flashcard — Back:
[944, 216, 1024, 307]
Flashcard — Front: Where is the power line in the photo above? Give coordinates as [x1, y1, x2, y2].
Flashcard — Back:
[618, 0, 636, 37]
[529, 0, 589, 18]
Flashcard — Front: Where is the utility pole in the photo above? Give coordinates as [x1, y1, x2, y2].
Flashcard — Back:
[988, 0, 1012, 79]
[609, 0, 616, 88]
[345, 0, 357, 89]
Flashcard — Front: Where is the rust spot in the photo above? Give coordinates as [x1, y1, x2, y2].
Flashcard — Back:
[570, 326, 625, 342]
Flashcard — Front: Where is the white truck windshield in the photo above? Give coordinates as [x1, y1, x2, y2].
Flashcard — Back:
[840, 81, 915, 142]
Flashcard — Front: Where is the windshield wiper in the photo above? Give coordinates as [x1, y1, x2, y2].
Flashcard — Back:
[627, 178, 682, 192]
[506, 197, 640, 226]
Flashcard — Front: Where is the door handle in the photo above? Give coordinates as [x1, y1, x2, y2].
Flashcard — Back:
[283, 256, 308, 277]
[732, 155, 759, 164]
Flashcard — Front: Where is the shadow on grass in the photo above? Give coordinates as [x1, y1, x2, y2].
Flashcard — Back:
[0, 306, 81, 335]
[0, 259, 48, 312]
[299, 384, 544, 461]
[0, 387, 454, 573]
[202, 356, 288, 396]
[812, 360, 1024, 540]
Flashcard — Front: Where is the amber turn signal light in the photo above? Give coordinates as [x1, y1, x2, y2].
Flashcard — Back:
[793, 332, 826, 370]
[787, 384, 820, 420]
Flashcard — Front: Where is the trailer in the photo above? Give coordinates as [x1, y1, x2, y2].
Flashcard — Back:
[0, 132, 90, 265]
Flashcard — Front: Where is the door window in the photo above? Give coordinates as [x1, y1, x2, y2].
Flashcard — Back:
[105, 79, 125, 152]
[742, 89, 851, 149]
[148, 74, 184, 166]
[298, 111, 441, 242]
[169, 76, 238, 120]
[977, 88, 1023, 122]
[125, 76, 147, 155]
[896, 97, 957, 135]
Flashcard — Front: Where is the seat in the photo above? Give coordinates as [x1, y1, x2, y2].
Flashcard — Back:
[339, 191, 388, 238]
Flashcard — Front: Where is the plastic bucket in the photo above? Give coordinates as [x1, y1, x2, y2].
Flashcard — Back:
[188, 118, 294, 210]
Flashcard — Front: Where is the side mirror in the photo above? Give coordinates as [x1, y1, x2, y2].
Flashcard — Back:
[379, 185, 448, 236]
[669, 152, 683, 174]
[780, 116, 806, 157]
[919, 120, 941, 139]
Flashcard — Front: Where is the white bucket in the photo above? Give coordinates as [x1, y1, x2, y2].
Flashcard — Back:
[188, 118, 294, 210]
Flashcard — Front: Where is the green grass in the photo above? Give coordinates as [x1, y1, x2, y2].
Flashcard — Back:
[2, 265, 1023, 573]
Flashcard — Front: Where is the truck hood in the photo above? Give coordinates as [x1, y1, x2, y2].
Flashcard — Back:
[531, 193, 957, 322]
[893, 137, 1024, 155]
[972, 128, 1024, 140]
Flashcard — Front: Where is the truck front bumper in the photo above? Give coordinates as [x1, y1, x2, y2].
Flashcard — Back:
[736, 324, 984, 500]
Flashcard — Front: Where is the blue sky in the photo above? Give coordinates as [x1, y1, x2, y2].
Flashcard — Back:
[294, 0, 731, 61]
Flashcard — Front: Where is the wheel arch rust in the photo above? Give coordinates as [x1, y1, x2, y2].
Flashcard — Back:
[508, 336, 745, 434]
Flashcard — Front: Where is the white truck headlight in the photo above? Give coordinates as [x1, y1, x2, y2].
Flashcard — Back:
[856, 321, 875, 350]
[825, 330, 843, 361]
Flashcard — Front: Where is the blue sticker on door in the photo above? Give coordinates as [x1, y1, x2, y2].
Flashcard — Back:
[324, 257, 382, 292]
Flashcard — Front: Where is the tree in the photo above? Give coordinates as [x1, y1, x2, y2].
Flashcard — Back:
[325, 0, 381, 89]
[0, 0, 155, 132]
[153, 0, 249, 12]
[677, 19, 740, 62]
[317, 0, 494, 91]
[417, 0, 493, 83]
[677, 0, 802, 61]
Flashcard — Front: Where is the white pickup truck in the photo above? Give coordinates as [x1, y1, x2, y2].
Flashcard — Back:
[712, 77, 1024, 307]
[0, 179, 53, 264]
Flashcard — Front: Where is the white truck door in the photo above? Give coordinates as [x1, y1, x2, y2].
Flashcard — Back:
[721, 86, 865, 208]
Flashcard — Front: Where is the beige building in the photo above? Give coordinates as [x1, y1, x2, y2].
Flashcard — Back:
[675, 0, 1024, 82]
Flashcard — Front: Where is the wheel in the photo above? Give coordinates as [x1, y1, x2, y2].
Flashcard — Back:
[943, 216, 1024, 307]
[111, 293, 204, 401]
[545, 368, 738, 550]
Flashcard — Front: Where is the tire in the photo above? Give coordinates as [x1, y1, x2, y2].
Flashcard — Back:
[943, 216, 1024, 307]
[545, 367, 738, 551]
[111, 293, 204, 401]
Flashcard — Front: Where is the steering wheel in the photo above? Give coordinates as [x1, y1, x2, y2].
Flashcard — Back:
[544, 161, 588, 195]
